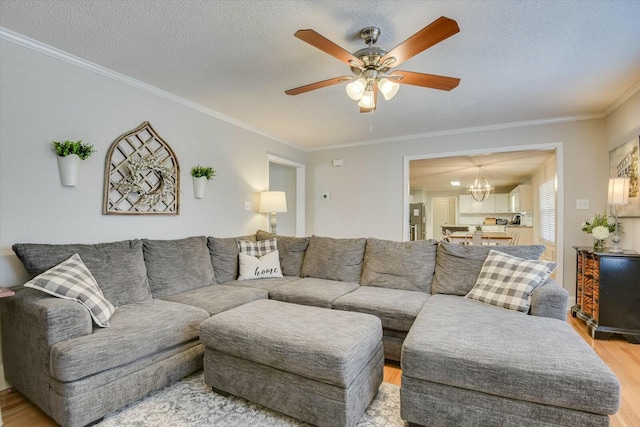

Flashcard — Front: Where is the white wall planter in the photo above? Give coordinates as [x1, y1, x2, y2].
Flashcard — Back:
[193, 176, 208, 199]
[57, 154, 81, 187]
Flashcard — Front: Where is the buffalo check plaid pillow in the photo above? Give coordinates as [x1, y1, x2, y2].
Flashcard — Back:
[237, 238, 278, 257]
[24, 254, 115, 327]
[465, 250, 557, 312]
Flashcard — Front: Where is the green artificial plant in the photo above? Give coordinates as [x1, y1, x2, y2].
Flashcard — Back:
[191, 165, 216, 180]
[52, 140, 96, 160]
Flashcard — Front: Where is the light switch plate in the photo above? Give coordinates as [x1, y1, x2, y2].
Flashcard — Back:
[576, 199, 589, 210]
[244, 201, 251, 211]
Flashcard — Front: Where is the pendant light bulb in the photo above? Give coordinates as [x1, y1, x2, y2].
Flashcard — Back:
[346, 77, 366, 100]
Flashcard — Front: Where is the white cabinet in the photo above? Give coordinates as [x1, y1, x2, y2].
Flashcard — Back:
[459, 194, 510, 214]
[495, 194, 509, 213]
[510, 185, 533, 213]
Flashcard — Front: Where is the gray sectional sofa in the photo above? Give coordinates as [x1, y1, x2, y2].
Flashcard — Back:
[1, 231, 619, 427]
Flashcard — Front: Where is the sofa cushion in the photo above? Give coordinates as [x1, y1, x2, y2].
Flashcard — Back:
[208, 235, 256, 283]
[333, 286, 429, 332]
[24, 254, 115, 327]
[13, 239, 151, 307]
[223, 276, 302, 292]
[402, 295, 620, 415]
[465, 250, 557, 312]
[143, 236, 215, 298]
[257, 230, 310, 276]
[361, 238, 438, 293]
[238, 251, 283, 280]
[269, 277, 359, 308]
[300, 235, 366, 283]
[49, 299, 209, 382]
[162, 284, 267, 315]
[431, 242, 546, 296]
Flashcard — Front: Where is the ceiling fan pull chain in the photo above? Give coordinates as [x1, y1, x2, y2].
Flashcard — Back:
[369, 109, 374, 133]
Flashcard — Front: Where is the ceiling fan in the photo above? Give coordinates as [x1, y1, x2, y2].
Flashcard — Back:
[285, 16, 461, 113]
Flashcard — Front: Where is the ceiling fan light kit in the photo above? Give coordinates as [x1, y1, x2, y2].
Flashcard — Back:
[285, 16, 461, 113]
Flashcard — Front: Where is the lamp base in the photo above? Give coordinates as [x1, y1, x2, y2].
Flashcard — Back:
[270, 212, 277, 235]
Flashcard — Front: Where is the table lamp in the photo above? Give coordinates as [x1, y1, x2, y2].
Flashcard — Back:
[607, 177, 629, 253]
[259, 191, 287, 234]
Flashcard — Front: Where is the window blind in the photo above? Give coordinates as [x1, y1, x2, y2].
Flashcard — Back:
[539, 179, 556, 243]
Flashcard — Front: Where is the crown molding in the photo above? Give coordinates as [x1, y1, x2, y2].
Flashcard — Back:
[307, 114, 604, 152]
[603, 78, 640, 117]
[0, 27, 300, 150]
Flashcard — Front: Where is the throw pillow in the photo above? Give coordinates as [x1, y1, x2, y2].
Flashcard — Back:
[237, 238, 278, 257]
[238, 250, 283, 280]
[465, 250, 557, 312]
[256, 230, 309, 276]
[24, 254, 116, 327]
[431, 242, 547, 296]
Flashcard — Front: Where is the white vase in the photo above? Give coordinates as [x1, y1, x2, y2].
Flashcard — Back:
[193, 176, 207, 199]
[57, 154, 81, 187]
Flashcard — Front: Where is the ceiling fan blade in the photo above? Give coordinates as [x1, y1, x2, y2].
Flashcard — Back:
[285, 76, 353, 96]
[294, 29, 364, 67]
[380, 17, 459, 68]
[391, 70, 460, 91]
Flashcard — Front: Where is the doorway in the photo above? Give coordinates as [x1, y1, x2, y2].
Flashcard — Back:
[432, 197, 456, 239]
[267, 154, 306, 237]
[402, 143, 564, 283]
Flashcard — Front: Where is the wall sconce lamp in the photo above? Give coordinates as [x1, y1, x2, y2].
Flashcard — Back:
[607, 177, 630, 253]
[259, 191, 287, 234]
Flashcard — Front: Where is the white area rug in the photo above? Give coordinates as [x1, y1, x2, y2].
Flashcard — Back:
[98, 371, 405, 426]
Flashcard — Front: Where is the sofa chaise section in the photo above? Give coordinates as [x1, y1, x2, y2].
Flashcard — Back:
[401, 295, 620, 427]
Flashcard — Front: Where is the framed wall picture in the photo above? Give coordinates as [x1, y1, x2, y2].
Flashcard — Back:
[609, 136, 639, 217]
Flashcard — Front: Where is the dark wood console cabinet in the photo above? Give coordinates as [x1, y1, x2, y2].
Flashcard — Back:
[572, 247, 640, 344]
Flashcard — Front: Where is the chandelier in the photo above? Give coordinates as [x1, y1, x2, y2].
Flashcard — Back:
[467, 165, 494, 202]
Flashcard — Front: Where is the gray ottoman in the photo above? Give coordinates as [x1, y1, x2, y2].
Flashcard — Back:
[401, 295, 620, 427]
[200, 299, 384, 427]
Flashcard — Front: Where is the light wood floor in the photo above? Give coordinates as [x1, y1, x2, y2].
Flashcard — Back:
[1, 314, 638, 427]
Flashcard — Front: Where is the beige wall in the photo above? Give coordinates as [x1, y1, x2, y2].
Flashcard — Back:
[307, 119, 609, 297]
[605, 89, 640, 250]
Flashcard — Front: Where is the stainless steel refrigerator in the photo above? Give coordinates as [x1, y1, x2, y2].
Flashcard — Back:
[409, 203, 426, 241]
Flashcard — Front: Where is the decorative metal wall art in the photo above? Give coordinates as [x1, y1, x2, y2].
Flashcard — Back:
[103, 122, 180, 215]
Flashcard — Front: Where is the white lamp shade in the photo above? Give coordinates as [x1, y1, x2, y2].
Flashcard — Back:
[345, 78, 366, 100]
[378, 78, 400, 100]
[357, 90, 375, 108]
[259, 191, 287, 213]
[608, 177, 630, 205]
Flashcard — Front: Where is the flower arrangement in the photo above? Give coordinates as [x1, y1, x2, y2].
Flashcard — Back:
[581, 209, 616, 235]
[581, 209, 617, 249]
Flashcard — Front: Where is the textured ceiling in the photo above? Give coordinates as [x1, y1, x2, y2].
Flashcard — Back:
[1, 0, 639, 150]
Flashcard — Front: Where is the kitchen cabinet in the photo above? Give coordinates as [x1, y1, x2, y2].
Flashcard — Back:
[505, 226, 533, 245]
[459, 194, 510, 214]
[495, 194, 509, 212]
[571, 247, 640, 343]
[510, 184, 533, 213]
